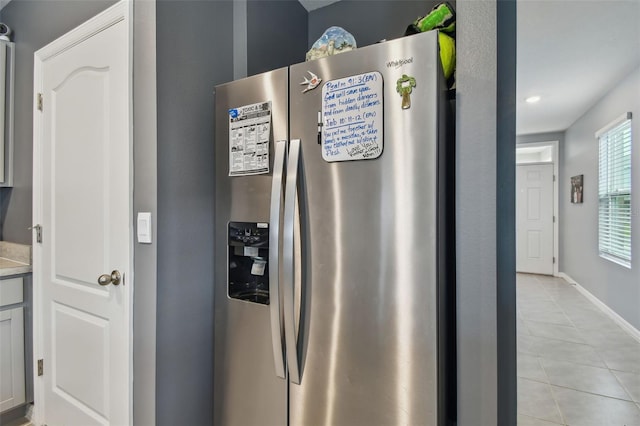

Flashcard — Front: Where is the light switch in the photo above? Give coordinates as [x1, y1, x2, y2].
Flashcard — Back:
[137, 212, 152, 244]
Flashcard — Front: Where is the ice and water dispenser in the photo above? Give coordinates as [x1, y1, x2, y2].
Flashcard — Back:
[228, 222, 270, 305]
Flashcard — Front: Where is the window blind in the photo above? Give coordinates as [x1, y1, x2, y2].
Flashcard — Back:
[598, 114, 632, 267]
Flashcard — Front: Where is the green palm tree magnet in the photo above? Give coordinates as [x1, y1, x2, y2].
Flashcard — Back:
[396, 74, 417, 110]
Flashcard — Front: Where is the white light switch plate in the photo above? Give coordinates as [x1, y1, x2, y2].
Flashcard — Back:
[137, 212, 152, 244]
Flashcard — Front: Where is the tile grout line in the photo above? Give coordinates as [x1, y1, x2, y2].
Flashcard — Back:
[610, 369, 638, 405]
[546, 381, 635, 404]
[539, 358, 568, 426]
[518, 413, 565, 426]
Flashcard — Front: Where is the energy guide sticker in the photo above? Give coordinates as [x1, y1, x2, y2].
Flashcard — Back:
[229, 101, 271, 176]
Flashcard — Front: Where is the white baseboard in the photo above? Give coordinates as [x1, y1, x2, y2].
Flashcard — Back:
[558, 272, 640, 343]
[25, 403, 34, 422]
[557, 272, 577, 285]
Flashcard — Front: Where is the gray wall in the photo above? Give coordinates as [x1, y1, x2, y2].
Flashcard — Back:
[455, 0, 499, 423]
[247, 0, 308, 76]
[155, 1, 233, 424]
[456, 0, 516, 424]
[308, 0, 448, 48]
[0, 0, 116, 244]
[561, 65, 640, 329]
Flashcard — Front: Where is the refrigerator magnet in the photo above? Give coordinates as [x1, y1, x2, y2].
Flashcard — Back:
[396, 74, 416, 110]
[300, 71, 322, 93]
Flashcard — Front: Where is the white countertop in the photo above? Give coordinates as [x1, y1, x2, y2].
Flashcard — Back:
[0, 242, 32, 277]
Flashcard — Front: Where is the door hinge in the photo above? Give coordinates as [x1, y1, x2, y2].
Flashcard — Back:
[37, 93, 43, 111]
[553, 215, 556, 223]
[553, 257, 556, 264]
[29, 224, 43, 243]
[38, 359, 44, 376]
[553, 174, 556, 182]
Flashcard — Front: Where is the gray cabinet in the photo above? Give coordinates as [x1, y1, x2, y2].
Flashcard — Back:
[0, 277, 26, 412]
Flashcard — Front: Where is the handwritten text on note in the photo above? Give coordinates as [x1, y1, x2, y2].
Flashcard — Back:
[322, 72, 383, 162]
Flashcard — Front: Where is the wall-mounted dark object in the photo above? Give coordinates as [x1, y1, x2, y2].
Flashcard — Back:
[571, 174, 583, 204]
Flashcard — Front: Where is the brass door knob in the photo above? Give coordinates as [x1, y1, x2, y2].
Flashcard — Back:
[98, 270, 121, 286]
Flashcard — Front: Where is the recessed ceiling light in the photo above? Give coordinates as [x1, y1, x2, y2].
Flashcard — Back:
[526, 96, 541, 104]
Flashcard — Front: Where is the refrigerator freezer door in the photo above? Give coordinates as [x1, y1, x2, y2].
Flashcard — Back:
[288, 31, 445, 425]
[213, 68, 288, 426]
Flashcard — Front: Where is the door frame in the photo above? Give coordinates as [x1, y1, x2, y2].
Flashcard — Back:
[32, 2, 134, 424]
[516, 140, 559, 276]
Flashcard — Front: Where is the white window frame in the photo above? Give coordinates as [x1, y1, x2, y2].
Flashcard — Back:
[597, 112, 632, 268]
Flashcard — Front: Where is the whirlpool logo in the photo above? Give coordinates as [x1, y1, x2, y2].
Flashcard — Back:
[386, 57, 414, 69]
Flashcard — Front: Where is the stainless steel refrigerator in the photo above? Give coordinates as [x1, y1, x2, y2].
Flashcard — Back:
[213, 30, 455, 426]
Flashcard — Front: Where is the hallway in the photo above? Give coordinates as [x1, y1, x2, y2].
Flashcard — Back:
[517, 273, 640, 425]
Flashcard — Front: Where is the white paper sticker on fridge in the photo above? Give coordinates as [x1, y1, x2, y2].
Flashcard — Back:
[229, 101, 272, 176]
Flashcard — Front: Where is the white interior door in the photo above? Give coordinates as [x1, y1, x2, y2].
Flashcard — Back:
[33, 3, 132, 425]
[516, 164, 554, 274]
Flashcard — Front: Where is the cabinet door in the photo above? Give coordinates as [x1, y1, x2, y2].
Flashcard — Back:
[0, 307, 25, 412]
[0, 277, 23, 307]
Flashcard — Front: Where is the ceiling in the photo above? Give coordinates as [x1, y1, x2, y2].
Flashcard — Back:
[516, 0, 640, 135]
[298, 0, 341, 11]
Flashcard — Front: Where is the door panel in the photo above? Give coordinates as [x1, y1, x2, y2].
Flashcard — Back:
[527, 231, 541, 257]
[517, 164, 554, 274]
[38, 12, 130, 426]
[288, 31, 444, 426]
[53, 69, 109, 285]
[52, 303, 108, 416]
[527, 186, 541, 219]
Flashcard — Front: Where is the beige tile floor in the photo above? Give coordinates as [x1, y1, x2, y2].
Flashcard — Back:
[2, 417, 31, 426]
[517, 273, 640, 425]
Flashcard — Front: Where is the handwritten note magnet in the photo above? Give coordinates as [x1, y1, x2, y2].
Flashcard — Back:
[301, 71, 322, 93]
[396, 74, 416, 109]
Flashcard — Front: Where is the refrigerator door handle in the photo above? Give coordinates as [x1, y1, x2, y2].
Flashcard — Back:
[283, 138, 301, 384]
[269, 140, 287, 379]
